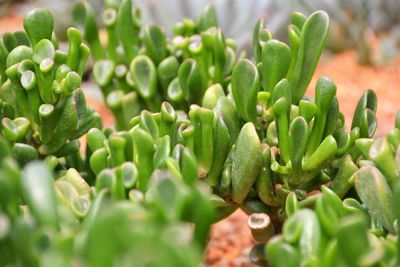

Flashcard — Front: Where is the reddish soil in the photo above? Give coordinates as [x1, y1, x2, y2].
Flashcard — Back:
[86, 97, 114, 127]
[206, 210, 257, 267]
[0, 12, 23, 33]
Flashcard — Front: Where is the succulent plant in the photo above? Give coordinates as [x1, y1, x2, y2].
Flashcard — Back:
[72, 0, 238, 130]
[261, 136, 400, 266]
[245, 110, 400, 267]
[0, 8, 100, 166]
[263, 185, 399, 267]
[1, 3, 400, 267]
[197, 10, 375, 220]
[0, 131, 214, 266]
[135, 0, 295, 53]
[75, 8, 381, 229]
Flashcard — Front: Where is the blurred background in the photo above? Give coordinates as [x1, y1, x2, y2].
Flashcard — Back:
[3, 0, 400, 64]
[1, 1, 400, 266]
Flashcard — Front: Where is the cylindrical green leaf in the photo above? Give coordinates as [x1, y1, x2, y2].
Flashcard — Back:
[232, 122, 262, 204]
[231, 59, 259, 123]
[22, 161, 59, 229]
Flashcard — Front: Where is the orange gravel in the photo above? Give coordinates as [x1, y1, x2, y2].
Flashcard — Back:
[206, 210, 257, 267]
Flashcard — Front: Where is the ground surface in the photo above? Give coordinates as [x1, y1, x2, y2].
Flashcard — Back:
[1, 9, 400, 267]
